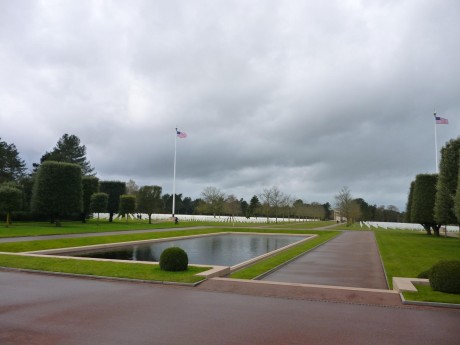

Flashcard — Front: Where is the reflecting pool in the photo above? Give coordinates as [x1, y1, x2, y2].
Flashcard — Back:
[69, 233, 307, 266]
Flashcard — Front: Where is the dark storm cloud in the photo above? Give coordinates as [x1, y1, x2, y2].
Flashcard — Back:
[1, 0, 459, 210]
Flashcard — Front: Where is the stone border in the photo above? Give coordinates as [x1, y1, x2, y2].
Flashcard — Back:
[392, 277, 429, 292]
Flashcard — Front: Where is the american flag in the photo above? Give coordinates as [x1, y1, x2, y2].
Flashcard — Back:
[435, 116, 448, 124]
[176, 130, 187, 138]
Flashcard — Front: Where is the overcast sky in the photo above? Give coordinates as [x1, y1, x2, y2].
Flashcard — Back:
[1, 0, 459, 210]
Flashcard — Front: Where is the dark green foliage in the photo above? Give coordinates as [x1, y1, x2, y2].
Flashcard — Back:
[99, 181, 126, 222]
[429, 260, 460, 294]
[118, 194, 136, 221]
[159, 247, 188, 271]
[39, 134, 95, 175]
[82, 176, 99, 221]
[137, 185, 162, 224]
[434, 137, 460, 225]
[405, 181, 415, 223]
[90, 193, 108, 222]
[0, 184, 22, 226]
[0, 138, 27, 184]
[31, 161, 82, 225]
[417, 269, 431, 279]
[248, 195, 261, 217]
[455, 154, 460, 223]
[411, 174, 439, 235]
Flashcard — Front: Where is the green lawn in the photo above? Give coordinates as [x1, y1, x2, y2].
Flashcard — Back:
[375, 229, 460, 304]
[0, 220, 337, 238]
[0, 253, 208, 284]
[403, 284, 460, 304]
[375, 229, 460, 287]
[262, 220, 336, 229]
[0, 220, 198, 238]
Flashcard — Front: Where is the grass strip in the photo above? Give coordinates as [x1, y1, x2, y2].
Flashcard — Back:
[0, 253, 209, 284]
[0, 229, 222, 253]
[261, 221, 336, 229]
[0, 220, 336, 238]
[229, 231, 339, 279]
[402, 284, 460, 305]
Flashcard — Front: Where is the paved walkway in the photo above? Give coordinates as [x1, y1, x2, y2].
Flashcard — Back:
[1, 270, 459, 345]
[261, 231, 388, 289]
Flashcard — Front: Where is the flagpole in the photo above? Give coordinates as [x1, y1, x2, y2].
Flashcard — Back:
[434, 113, 438, 173]
[172, 128, 177, 217]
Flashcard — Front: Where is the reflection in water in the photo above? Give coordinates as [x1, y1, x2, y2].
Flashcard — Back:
[73, 234, 306, 266]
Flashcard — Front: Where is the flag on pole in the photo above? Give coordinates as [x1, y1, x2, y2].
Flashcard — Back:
[176, 130, 187, 138]
[435, 116, 448, 124]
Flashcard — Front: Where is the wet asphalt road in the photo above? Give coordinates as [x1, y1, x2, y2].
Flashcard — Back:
[1, 270, 459, 345]
[262, 231, 389, 289]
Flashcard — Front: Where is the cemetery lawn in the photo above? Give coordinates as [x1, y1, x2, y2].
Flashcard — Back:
[0, 253, 208, 284]
[375, 229, 460, 304]
[0, 219, 330, 238]
[403, 284, 460, 304]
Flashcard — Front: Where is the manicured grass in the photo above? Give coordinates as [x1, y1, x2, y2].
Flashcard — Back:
[262, 221, 337, 229]
[0, 253, 208, 284]
[0, 220, 338, 238]
[0, 220, 197, 238]
[403, 284, 460, 304]
[229, 231, 340, 279]
[375, 229, 460, 289]
[0, 229, 221, 253]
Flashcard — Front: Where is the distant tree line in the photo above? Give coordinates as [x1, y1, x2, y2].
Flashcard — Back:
[0, 133, 405, 226]
[404, 136, 460, 236]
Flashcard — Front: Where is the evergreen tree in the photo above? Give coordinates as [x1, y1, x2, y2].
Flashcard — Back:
[0, 184, 22, 226]
[40, 134, 95, 175]
[405, 181, 415, 223]
[248, 195, 261, 217]
[99, 181, 126, 222]
[118, 195, 136, 222]
[455, 155, 460, 224]
[137, 185, 162, 224]
[411, 174, 439, 235]
[90, 192, 108, 223]
[81, 176, 99, 222]
[31, 161, 82, 226]
[434, 137, 460, 225]
[0, 138, 27, 184]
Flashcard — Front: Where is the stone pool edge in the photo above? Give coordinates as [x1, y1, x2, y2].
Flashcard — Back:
[20, 232, 316, 280]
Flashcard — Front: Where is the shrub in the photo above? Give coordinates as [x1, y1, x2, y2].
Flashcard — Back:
[429, 260, 460, 294]
[159, 247, 188, 271]
[417, 269, 431, 279]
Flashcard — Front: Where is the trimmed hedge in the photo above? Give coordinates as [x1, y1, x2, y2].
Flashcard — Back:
[159, 247, 188, 271]
[429, 260, 460, 294]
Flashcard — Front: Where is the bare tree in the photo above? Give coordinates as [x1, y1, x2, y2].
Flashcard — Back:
[224, 194, 241, 225]
[259, 186, 285, 222]
[334, 186, 361, 225]
[201, 186, 226, 217]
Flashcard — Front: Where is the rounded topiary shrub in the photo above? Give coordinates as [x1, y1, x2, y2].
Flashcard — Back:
[159, 247, 188, 271]
[417, 269, 431, 279]
[429, 260, 460, 294]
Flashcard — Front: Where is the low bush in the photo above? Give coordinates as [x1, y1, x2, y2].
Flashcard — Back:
[429, 260, 460, 294]
[159, 247, 188, 271]
[417, 269, 431, 279]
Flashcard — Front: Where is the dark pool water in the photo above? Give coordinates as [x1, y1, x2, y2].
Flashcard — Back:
[70, 233, 307, 266]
